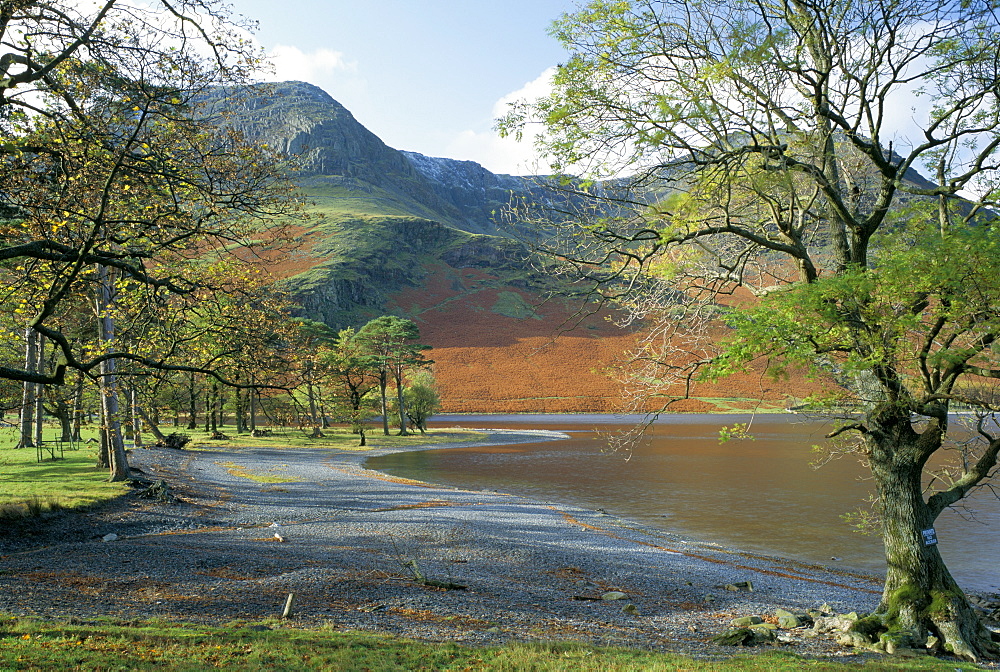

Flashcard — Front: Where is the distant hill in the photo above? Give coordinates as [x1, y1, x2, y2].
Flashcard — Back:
[219, 81, 826, 413]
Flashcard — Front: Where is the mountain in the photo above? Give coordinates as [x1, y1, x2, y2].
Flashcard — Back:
[223, 81, 823, 413]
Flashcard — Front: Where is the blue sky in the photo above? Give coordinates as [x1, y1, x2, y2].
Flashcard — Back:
[234, 0, 576, 175]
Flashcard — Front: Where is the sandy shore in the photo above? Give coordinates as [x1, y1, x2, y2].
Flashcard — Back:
[0, 429, 890, 659]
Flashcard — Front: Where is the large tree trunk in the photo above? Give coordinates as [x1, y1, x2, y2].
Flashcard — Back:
[52, 395, 73, 442]
[127, 387, 143, 448]
[135, 405, 167, 443]
[97, 264, 130, 482]
[235, 385, 246, 433]
[71, 373, 84, 442]
[862, 410, 1000, 660]
[33, 334, 45, 448]
[306, 361, 319, 427]
[187, 372, 198, 430]
[249, 379, 258, 432]
[99, 359, 129, 481]
[394, 366, 408, 436]
[379, 372, 389, 436]
[17, 327, 38, 449]
[209, 381, 218, 432]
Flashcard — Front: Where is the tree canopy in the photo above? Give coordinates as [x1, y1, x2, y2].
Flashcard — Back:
[502, 0, 1000, 660]
[0, 0, 302, 386]
[355, 316, 432, 436]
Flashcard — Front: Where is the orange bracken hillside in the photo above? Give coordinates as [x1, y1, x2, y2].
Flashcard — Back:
[388, 265, 828, 414]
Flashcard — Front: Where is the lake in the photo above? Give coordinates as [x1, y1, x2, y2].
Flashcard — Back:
[366, 413, 1000, 594]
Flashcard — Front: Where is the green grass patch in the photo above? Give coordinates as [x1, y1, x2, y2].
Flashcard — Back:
[0, 616, 981, 671]
[0, 426, 125, 515]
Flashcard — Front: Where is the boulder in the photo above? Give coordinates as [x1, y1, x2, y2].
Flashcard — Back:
[730, 615, 763, 627]
[711, 627, 777, 646]
[813, 614, 859, 634]
[775, 608, 812, 629]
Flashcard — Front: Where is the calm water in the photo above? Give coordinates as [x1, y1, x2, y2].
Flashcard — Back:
[366, 414, 1000, 593]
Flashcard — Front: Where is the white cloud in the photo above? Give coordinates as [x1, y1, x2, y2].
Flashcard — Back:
[443, 67, 556, 176]
[262, 44, 357, 83]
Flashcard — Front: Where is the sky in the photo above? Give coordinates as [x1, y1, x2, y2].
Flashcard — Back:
[232, 0, 576, 175]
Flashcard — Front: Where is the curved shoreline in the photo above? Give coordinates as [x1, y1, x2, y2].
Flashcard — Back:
[0, 428, 886, 659]
[349, 428, 884, 590]
[360, 427, 885, 581]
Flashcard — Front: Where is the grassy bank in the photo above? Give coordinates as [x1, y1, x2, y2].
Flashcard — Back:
[0, 616, 980, 671]
[0, 438, 123, 516]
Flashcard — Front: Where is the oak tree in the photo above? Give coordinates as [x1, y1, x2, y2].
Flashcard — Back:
[502, 0, 1000, 659]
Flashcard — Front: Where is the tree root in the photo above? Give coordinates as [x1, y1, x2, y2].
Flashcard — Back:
[843, 602, 1000, 662]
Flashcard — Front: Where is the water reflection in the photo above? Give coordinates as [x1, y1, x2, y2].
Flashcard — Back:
[366, 414, 1000, 593]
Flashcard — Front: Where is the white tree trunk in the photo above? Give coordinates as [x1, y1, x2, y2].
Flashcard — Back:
[33, 334, 45, 448]
[17, 327, 38, 449]
[96, 264, 129, 482]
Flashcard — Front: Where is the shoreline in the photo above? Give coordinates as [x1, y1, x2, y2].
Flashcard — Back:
[368, 425, 888, 580]
[349, 428, 886, 591]
[0, 428, 891, 659]
[357, 427, 884, 584]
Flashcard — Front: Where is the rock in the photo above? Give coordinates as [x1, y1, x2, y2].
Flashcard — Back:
[622, 603, 639, 615]
[886, 644, 926, 657]
[723, 581, 754, 592]
[730, 615, 764, 627]
[775, 608, 811, 629]
[711, 627, 776, 646]
[813, 615, 859, 634]
[778, 614, 802, 628]
[601, 591, 627, 601]
[749, 623, 777, 631]
[836, 631, 874, 648]
[101, 533, 118, 542]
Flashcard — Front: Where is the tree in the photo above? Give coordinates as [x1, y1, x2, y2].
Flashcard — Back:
[321, 327, 379, 446]
[501, 0, 1000, 660]
[354, 316, 432, 436]
[0, 0, 301, 386]
[292, 319, 339, 432]
[403, 370, 441, 434]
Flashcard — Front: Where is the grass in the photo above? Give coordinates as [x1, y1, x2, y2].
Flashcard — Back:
[0, 616, 983, 671]
[0, 425, 125, 515]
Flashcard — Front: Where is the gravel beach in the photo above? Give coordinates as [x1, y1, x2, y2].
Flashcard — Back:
[0, 429, 930, 661]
